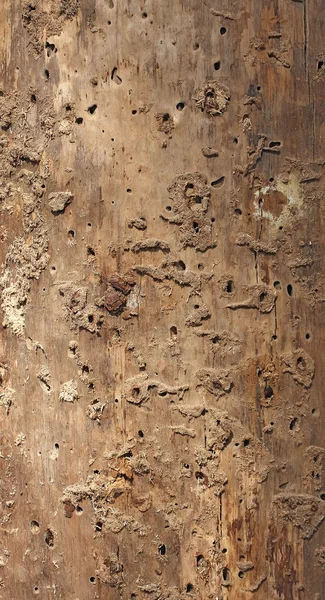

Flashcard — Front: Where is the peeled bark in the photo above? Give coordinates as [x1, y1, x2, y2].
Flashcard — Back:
[0, 1, 324, 598]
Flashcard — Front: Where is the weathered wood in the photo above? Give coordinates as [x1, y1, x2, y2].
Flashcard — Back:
[0, 1, 324, 598]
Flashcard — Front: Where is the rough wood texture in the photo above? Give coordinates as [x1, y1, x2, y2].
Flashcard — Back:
[0, 1, 324, 598]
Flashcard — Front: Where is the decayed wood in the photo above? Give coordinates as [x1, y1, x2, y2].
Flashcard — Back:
[0, 0, 324, 599]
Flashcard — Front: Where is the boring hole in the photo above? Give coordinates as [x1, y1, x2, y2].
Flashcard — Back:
[138, 430, 144, 438]
[44, 69, 50, 79]
[75, 117, 83, 124]
[87, 104, 97, 114]
[45, 528, 54, 547]
[264, 385, 273, 399]
[222, 567, 231, 582]
[30, 520, 40, 534]
[220, 27, 227, 35]
[176, 102, 185, 111]
[287, 284, 293, 296]
[111, 67, 122, 85]
[289, 417, 298, 431]
[170, 325, 177, 339]
[214, 61, 221, 70]
[158, 544, 166, 555]
[211, 176, 225, 188]
[76, 505, 83, 514]
[226, 280, 233, 293]
[95, 521, 102, 531]
[273, 281, 281, 290]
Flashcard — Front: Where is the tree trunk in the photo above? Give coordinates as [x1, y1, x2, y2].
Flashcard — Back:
[0, 1, 324, 598]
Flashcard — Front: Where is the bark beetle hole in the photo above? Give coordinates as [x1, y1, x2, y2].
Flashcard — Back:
[178, 260, 186, 270]
[243, 438, 250, 447]
[45, 528, 54, 547]
[318, 60, 324, 70]
[31, 520, 40, 534]
[54, 443, 59, 449]
[305, 332, 310, 339]
[220, 27, 227, 35]
[222, 548, 227, 553]
[211, 176, 225, 188]
[286, 284, 293, 296]
[158, 544, 166, 555]
[87, 104, 97, 114]
[222, 567, 230, 582]
[186, 583, 193, 592]
[226, 280, 233, 293]
[320, 493, 325, 501]
[289, 417, 298, 430]
[95, 521, 102, 531]
[138, 430, 144, 437]
[193, 42, 200, 50]
[33, 587, 39, 595]
[214, 61, 221, 70]
[264, 385, 273, 398]
[274, 281, 281, 290]
[44, 69, 49, 79]
[127, 188, 132, 193]
[176, 102, 185, 111]
[166, 205, 172, 211]
[238, 571, 244, 578]
[88, 314, 94, 323]
[297, 356, 306, 370]
[87, 246, 95, 256]
[31, 94, 37, 103]
[193, 221, 200, 233]
[90, 577, 96, 584]
[132, 109, 137, 115]
[195, 471, 204, 480]
[68, 229, 75, 239]
[233, 137, 238, 144]
[184, 463, 189, 468]
[76, 117, 83, 124]
[142, 11, 148, 18]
